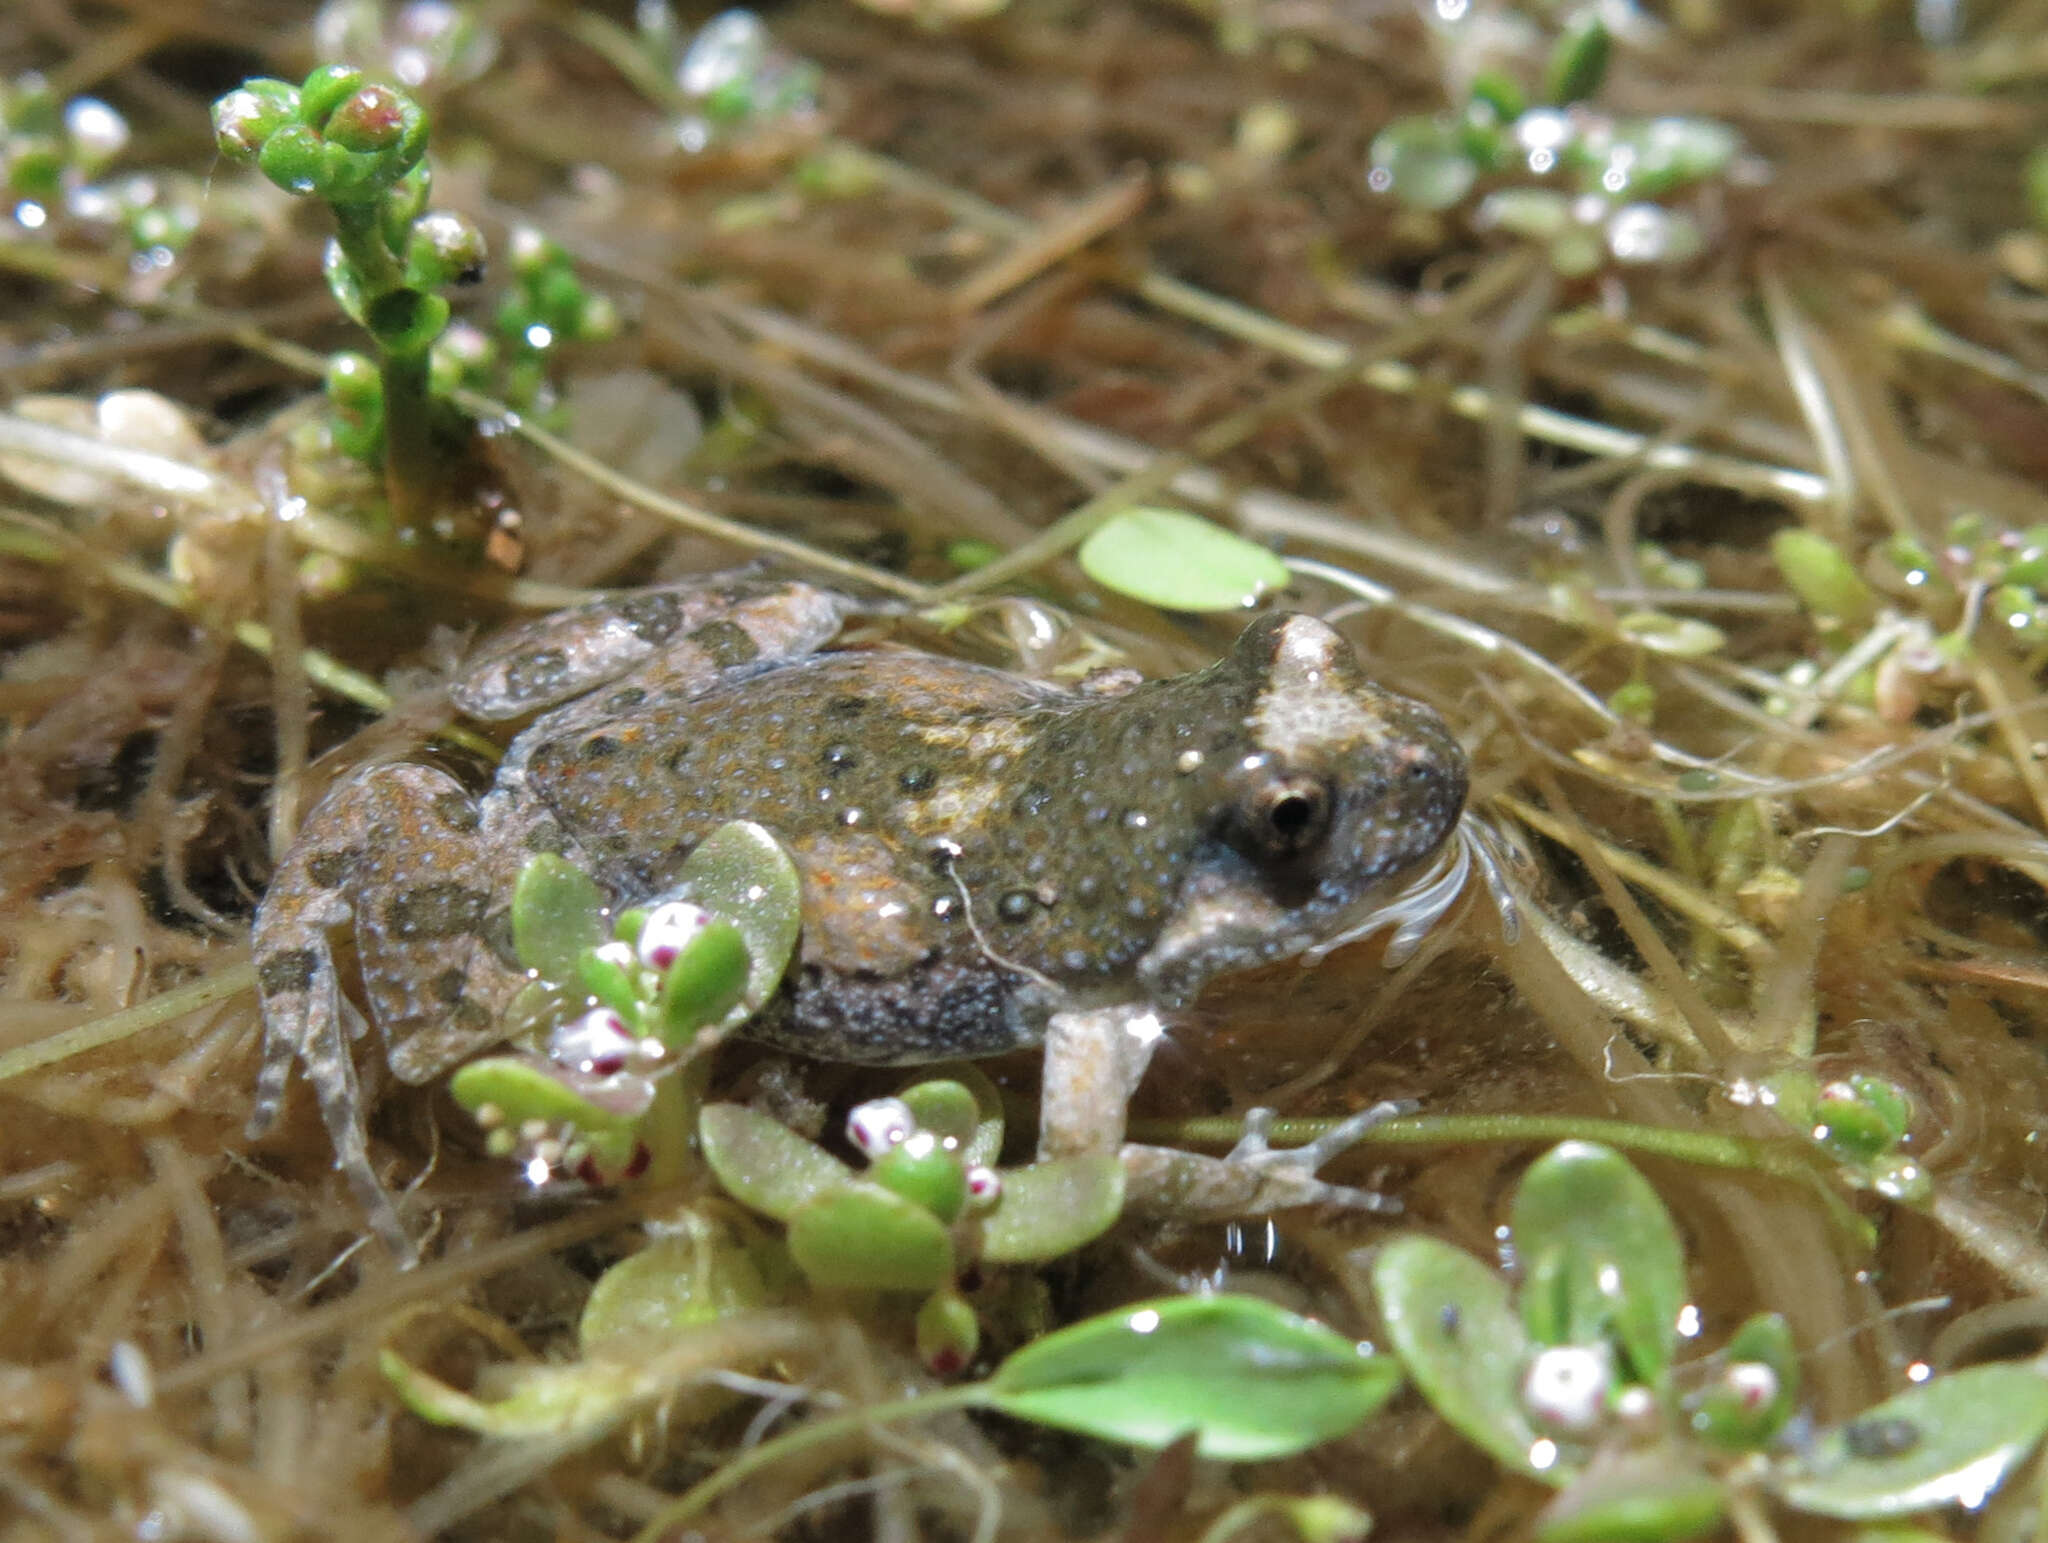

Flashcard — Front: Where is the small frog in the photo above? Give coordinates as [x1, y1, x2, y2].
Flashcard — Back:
[249, 572, 1471, 1254]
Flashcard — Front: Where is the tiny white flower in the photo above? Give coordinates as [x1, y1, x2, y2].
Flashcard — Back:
[1523, 1344, 1613, 1433]
[636, 900, 715, 973]
[847, 1097, 916, 1157]
[964, 1166, 1002, 1207]
[550, 1007, 636, 1075]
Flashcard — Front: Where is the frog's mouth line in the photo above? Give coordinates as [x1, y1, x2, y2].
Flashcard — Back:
[1301, 816, 1521, 970]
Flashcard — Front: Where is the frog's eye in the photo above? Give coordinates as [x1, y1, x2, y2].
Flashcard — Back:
[1237, 773, 1333, 860]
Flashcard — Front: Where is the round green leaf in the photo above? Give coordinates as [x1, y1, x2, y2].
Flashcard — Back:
[1538, 1453, 1726, 1543]
[512, 853, 608, 981]
[1373, 1234, 1556, 1480]
[1776, 1363, 2048, 1520]
[1514, 1143, 1686, 1390]
[1078, 508, 1290, 613]
[870, 1140, 969, 1224]
[698, 1102, 850, 1222]
[1369, 117, 1480, 212]
[674, 822, 802, 1026]
[898, 1079, 982, 1151]
[908, 1063, 1006, 1167]
[1478, 188, 1576, 241]
[1614, 611, 1725, 658]
[1772, 529, 1878, 629]
[987, 1294, 1399, 1460]
[976, 1153, 1125, 1264]
[579, 1215, 779, 1352]
[1691, 1312, 1797, 1452]
[786, 1181, 954, 1292]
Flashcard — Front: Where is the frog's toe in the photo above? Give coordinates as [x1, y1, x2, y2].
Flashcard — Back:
[1222, 1102, 1412, 1213]
[1120, 1101, 1411, 1219]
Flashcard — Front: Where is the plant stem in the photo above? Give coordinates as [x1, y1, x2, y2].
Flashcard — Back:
[639, 1055, 708, 1189]
[329, 202, 404, 295]
[329, 204, 451, 532]
[628, 1384, 988, 1543]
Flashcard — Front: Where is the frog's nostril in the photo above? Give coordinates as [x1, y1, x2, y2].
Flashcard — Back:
[1271, 793, 1316, 837]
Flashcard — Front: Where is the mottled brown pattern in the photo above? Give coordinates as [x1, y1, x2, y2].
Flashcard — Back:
[250, 572, 1467, 1255]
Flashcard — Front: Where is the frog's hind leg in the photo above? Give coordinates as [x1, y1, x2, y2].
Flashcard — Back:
[250, 772, 418, 1261]
[340, 764, 528, 1087]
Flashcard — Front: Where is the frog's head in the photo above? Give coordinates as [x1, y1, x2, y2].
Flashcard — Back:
[1138, 612, 1468, 1005]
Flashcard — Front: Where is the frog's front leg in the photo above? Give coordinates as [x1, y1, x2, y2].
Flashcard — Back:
[251, 764, 529, 1260]
[1038, 1006, 1404, 1218]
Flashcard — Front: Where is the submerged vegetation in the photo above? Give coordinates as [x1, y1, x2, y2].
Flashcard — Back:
[4, 0, 2048, 1539]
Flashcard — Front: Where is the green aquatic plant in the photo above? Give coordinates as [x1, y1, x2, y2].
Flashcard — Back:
[212, 66, 485, 537]
[445, 823, 800, 1187]
[1366, 9, 1739, 275]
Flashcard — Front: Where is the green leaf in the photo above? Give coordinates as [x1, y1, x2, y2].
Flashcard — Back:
[1772, 529, 1878, 629]
[698, 1103, 850, 1221]
[1078, 508, 1290, 614]
[977, 1153, 1125, 1264]
[1542, 13, 1610, 106]
[1369, 116, 1479, 212]
[655, 919, 750, 1045]
[1373, 1234, 1556, 1479]
[381, 1348, 649, 1438]
[2027, 146, 2048, 233]
[1594, 117, 1738, 199]
[987, 1295, 1399, 1460]
[786, 1181, 954, 1292]
[1690, 1312, 1797, 1452]
[898, 1079, 982, 1150]
[1614, 611, 1725, 658]
[1538, 1453, 1726, 1543]
[579, 1214, 780, 1352]
[1776, 1362, 2048, 1520]
[1513, 1143, 1686, 1390]
[512, 853, 608, 980]
[907, 1063, 1006, 1167]
[1478, 188, 1576, 242]
[448, 1054, 648, 1174]
[870, 1139, 969, 1223]
[674, 822, 802, 1026]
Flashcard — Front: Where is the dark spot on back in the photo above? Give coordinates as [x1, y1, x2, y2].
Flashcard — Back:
[306, 849, 359, 889]
[479, 907, 520, 968]
[386, 883, 488, 940]
[523, 820, 570, 854]
[503, 648, 569, 702]
[997, 890, 1037, 923]
[619, 592, 682, 643]
[431, 791, 479, 832]
[430, 967, 467, 1004]
[605, 687, 648, 713]
[821, 743, 858, 775]
[257, 948, 318, 995]
[827, 694, 869, 717]
[666, 744, 693, 775]
[899, 766, 937, 794]
[450, 999, 493, 1034]
[687, 618, 759, 669]
[582, 735, 621, 760]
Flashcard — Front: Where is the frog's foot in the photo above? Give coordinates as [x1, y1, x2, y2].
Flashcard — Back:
[1120, 1102, 1412, 1219]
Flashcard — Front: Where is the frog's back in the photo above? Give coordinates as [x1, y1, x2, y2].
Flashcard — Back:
[513, 649, 1073, 1060]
